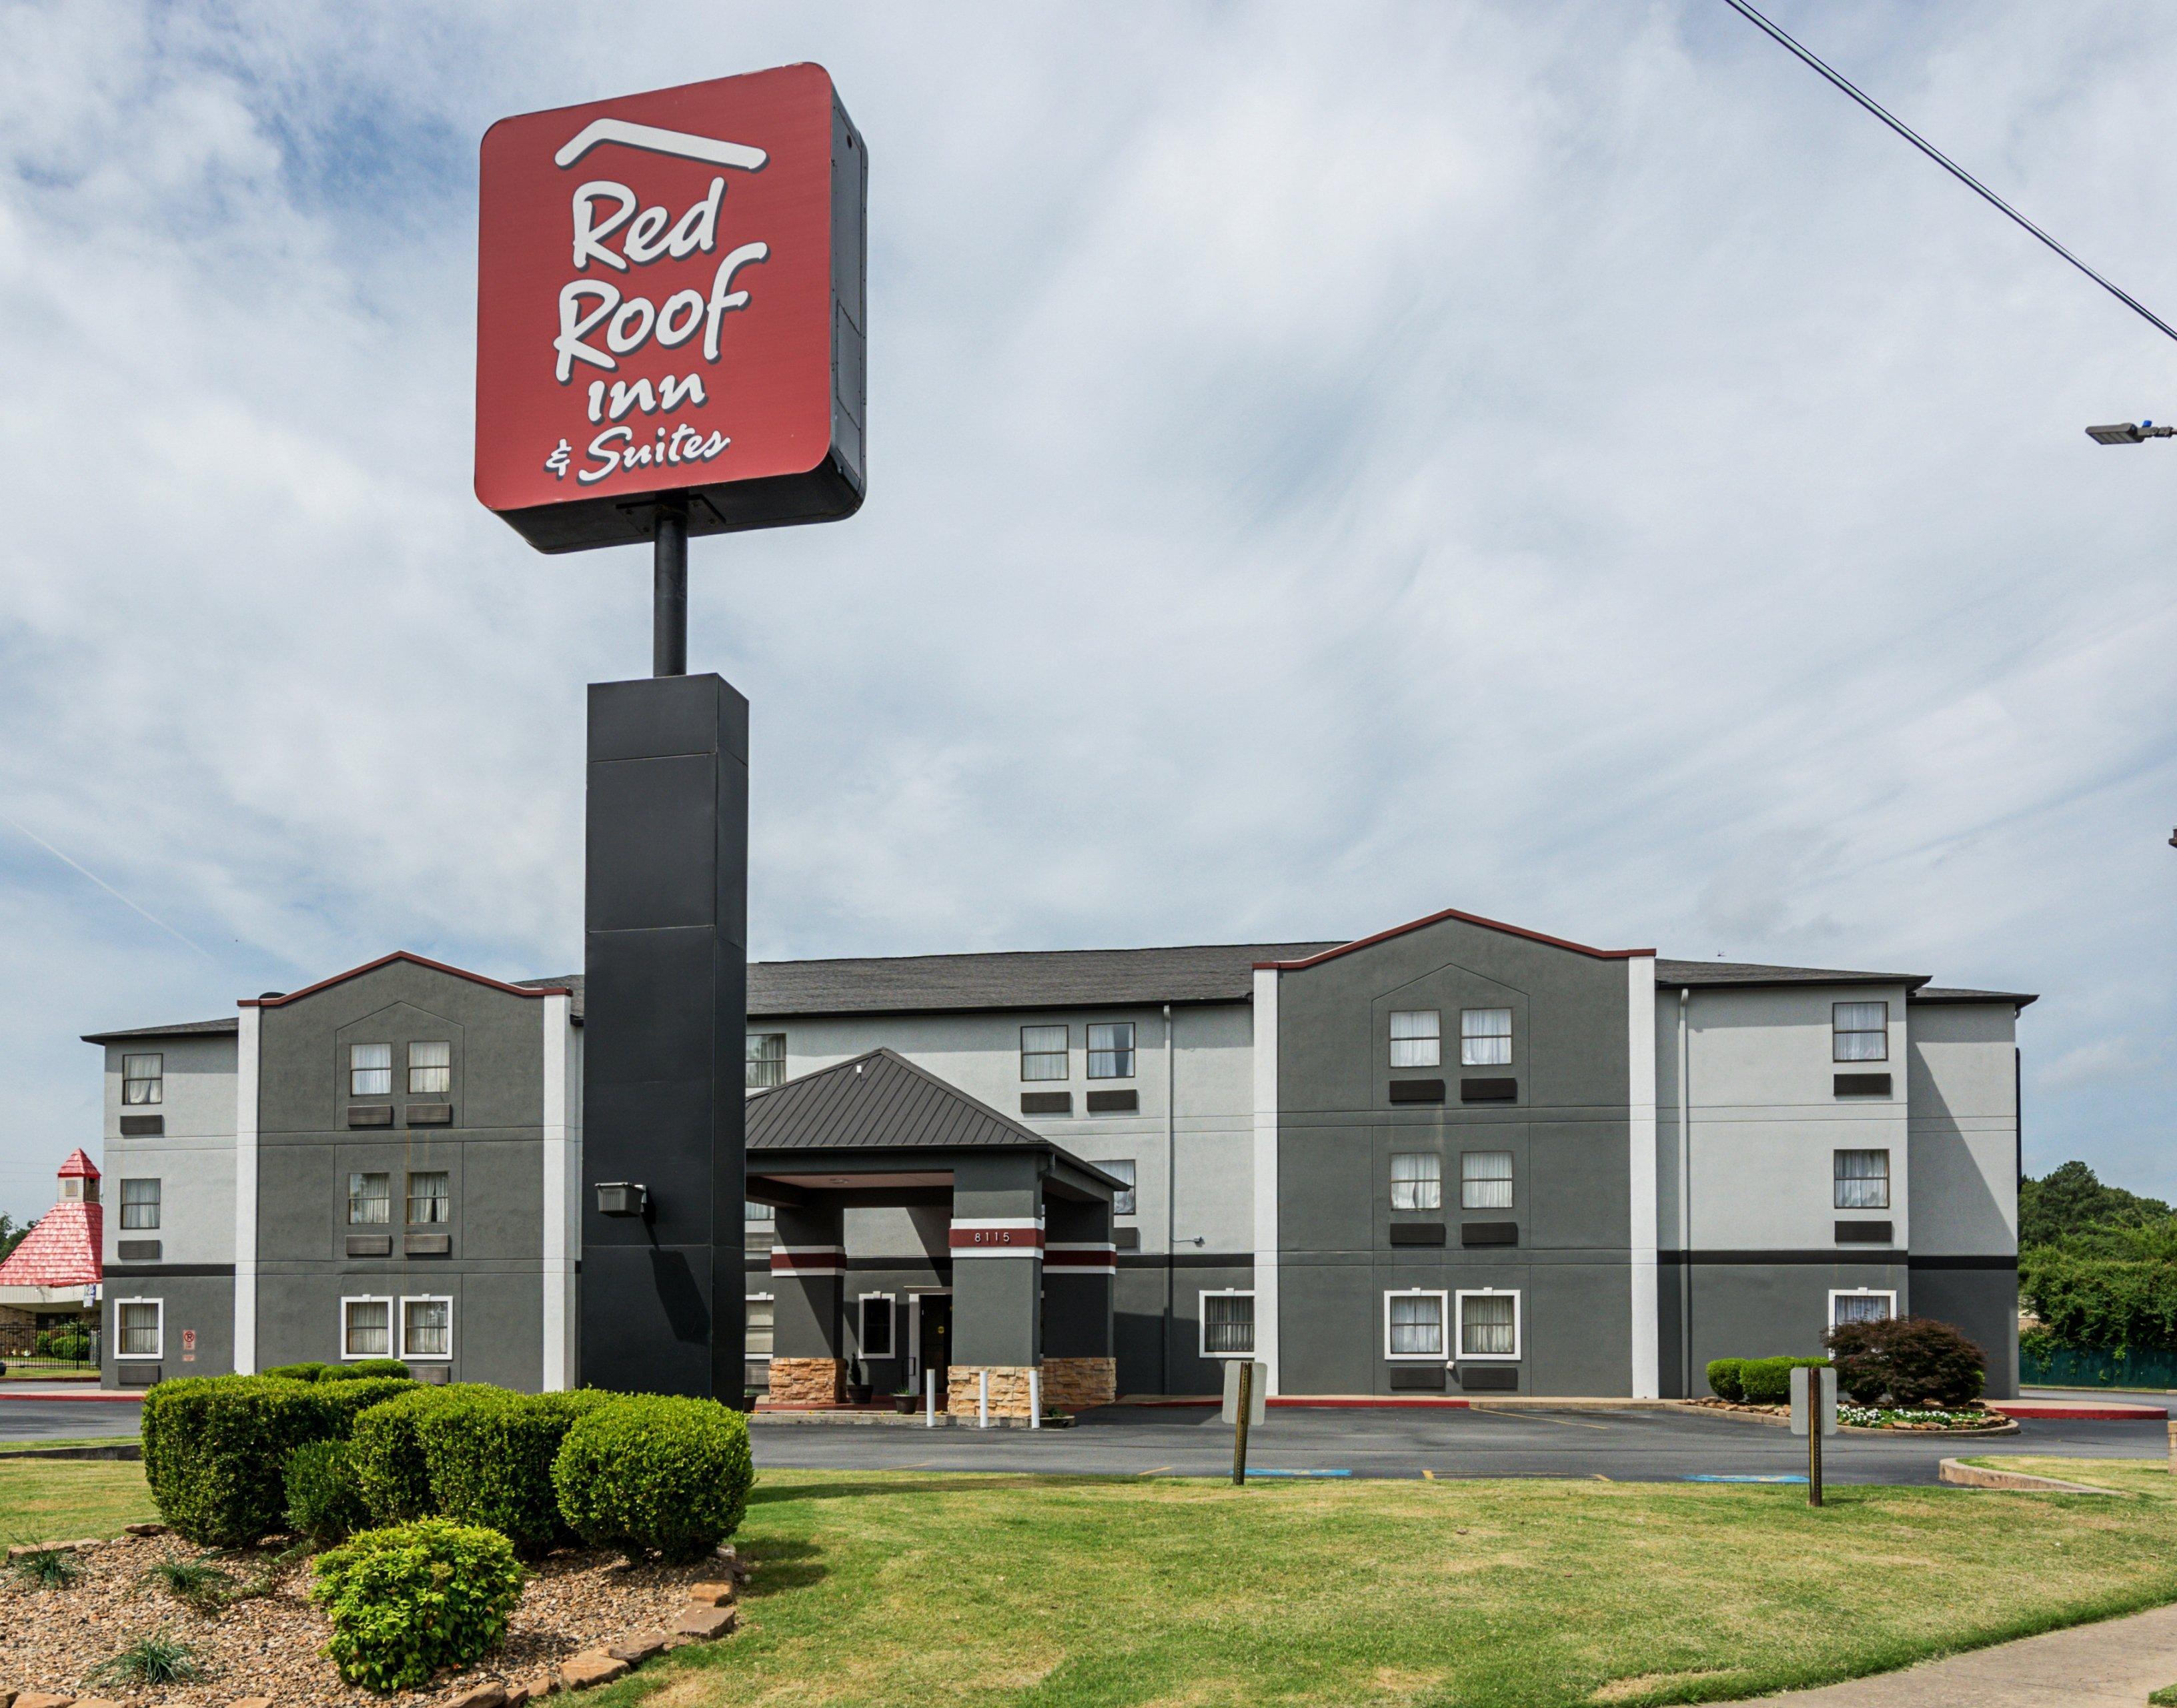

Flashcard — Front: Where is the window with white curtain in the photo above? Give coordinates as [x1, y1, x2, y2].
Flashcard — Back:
[1830, 1289, 1896, 1327]
[746, 1033, 786, 1088]
[406, 1171, 450, 1225]
[1385, 1291, 1446, 1359]
[349, 1043, 392, 1097]
[1390, 1152, 1442, 1210]
[408, 1040, 451, 1094]
[119, 1178, 161, 1230]
[1105, 1159, 1137, 1216]
[1088, 1022, 1135, 1079]
[1389, 1010, 1441, 1068]
[1020, 1025, 1068, 1081]
[342, 1297, 392, 1358]
[1201, 1291, 1255, 1357]
[117, 1299, 162, 1358]
[401, 1296, 452, 1359]
[348, 1172, 391, 1225]
[1461, 1008, 1513, 1066]
[1461, 1150, 1514, 1210]
[1458, 1291, 1520, 1358]
[121, 1053, 163, 1106]
[1834, 1150, 1890, 1209]
[1833, 1002, 1888, 1062]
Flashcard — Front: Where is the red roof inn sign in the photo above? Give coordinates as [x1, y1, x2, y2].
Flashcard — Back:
[476, 64, 866, 553]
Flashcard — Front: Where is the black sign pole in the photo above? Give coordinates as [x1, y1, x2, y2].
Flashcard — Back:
[654, 498, 688, 678]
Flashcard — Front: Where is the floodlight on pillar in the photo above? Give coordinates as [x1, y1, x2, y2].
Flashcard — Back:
[594, 1182, 649, 1218]
[2086, 421, 2176, 445]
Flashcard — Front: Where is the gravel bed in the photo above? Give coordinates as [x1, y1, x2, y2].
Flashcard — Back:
[0, 1532, 742, 1707]
[1687, 1398, 2014, 1432]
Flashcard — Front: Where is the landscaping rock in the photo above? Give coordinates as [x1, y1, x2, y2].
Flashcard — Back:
[606, 1633, 666, 1665]
[229, 1698, 274, 1708]
[518, 1673, 560, 1701]
[124, 1523, 168, 1538]
[502, 1684, 532, 1708]
[448, 1686, 507, 1708]
[672, 1606, 737, 1641]
[74, 1697, 124, 1708]
[17, 1693, 75, 1708]
[558, 1653, 629, 1691]
[7, 1543, 72, 1561]
[686, 1581, 736, 1606]
[0, 1687, 14, 1708]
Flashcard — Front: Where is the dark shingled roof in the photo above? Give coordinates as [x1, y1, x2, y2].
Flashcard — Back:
[746, 1047, 1128, 1187]
[88, 941, 2035, 1042]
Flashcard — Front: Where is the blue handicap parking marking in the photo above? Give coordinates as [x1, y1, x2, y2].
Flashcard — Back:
[1251, 1468, 1354, 1478]
[1682, 1473, 1807, 1483]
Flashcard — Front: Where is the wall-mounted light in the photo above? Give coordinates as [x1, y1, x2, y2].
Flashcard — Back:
[595, 1181, 649, 1218]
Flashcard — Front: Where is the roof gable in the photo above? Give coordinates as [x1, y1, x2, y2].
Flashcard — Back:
[240, 951, 573, 1009]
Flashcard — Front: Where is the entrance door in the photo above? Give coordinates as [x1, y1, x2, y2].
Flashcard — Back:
[917, 1294, 952, 1393]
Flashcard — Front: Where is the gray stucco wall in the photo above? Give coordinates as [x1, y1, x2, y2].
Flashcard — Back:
[251, 960, 554, 1388]
[1275, 916, 1637, 1397]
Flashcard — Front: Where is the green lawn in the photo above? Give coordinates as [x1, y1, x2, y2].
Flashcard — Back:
[0, 1455, 159, 1549]
[15, 1460, 2177, 1706]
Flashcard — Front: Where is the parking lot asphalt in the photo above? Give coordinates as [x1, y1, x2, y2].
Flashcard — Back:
[748, 1402, 2170, 1484]
[3, 1393, 2164, 1483]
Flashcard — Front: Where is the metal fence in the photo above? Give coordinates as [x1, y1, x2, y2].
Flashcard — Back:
[2022, 1344, 2177, 1391]
[0, 1327, 99, 1378]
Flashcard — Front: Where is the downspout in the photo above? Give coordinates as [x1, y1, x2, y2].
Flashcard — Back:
[1677, 987, 1693, 1397]
[1164, 1002, 1175, 1395]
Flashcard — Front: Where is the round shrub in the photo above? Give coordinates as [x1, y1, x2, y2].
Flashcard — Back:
[310, 1519, 524, 1693]
[286, 1438, 368, 1547]
[349, 1385, 502, 1525]
[552, 1395, 753, 1563]
[1737, 1356, 1798, 1405]
[325, 1359, 411, 1383]
[1824, 1315, 1985, 1408]
[36, 1328, 91, 1361]
[262, 1361, 329, 1382]
[143, 1375, 399, 1546]
[419, 1390, 610, 1555]
[1705, 1358, 1746, 1402]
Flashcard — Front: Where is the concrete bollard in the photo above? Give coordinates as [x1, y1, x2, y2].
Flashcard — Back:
[978, 1369, 990, 1429]
[1030, 1367, 1041, 1430]
[925, 1367, 936, 1428]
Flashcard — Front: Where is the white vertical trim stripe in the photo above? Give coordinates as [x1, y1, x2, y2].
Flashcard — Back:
[233, 1004, 260, 1374]
[1626, 955, 1659, 1399]
[541, 993, 572, 1391]
[1251, 966, 1281, 1396]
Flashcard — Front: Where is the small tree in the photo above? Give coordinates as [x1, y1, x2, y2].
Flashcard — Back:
[1823, 1315, 1984, 1407]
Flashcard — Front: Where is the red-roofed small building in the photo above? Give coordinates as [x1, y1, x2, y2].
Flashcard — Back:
[0, 1150, 103, 1358]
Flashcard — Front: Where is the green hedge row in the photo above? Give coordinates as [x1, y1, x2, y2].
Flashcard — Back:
[145, 1373, 752, 1563]
[1705, 1355, 1830, 1405]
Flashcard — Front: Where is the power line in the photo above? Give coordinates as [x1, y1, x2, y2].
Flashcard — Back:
[1722, 0, 2177, 347]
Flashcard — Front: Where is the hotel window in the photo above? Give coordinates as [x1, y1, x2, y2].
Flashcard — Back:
[408, 1040, 450, 1095]
[1385, 1291, 1447, 1359]
[406, 1170, 450, 1225]
[119, 1177, 161, 1230]
[1461, 1008, 1513, 1066]
[1201, 1291, 1255, 1358]
[1834, 1149, 1890, 1210]
[1088, 1022, 1135, 1079]
[1389, 1010, 1441, 1068]
[1021, 1025, 1068, 1081]
[349, 1043, 392, 1097]
[116, 1299, 162, 1359]
[746, 1032, 787, 1089]
[121, 1053, 163, 1106]
[745, 1200, 775, 1223]
[858, 1293, 896, 1359]
[1833, 1002, 1888, 1062]
[1458, 1290, 1521, 1359]
[401, 1296, 452, 1360]
[1461, 1150, 1514, 1210]
[1390, 1152, 1442, 1210]
[1105, 1159, 1137, 1216]
[342, 1297, 392, 1359]
[1830, 1289, 1896, 1328]
[348, 1172, 392, 1225]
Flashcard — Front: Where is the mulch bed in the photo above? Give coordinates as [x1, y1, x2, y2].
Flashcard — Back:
[0, 1531, 745, 1707]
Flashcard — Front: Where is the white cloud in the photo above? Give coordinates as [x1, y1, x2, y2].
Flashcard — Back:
[2, 1, 2175, 1214]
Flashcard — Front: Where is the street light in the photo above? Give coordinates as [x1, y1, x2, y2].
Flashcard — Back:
[2086, 421, 2177, 445]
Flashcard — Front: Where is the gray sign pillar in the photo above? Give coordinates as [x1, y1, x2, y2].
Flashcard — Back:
[580, 674, 748, 1399]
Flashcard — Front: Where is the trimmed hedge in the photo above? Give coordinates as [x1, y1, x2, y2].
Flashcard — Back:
[552, 1395, 753, 1562]
[263, 1362, 330, 1382]
[327, 1359, 411, 1383]
[350, 1387, 477, 1526]
[286, 1439, 368, 1546]
[311, 1519, 524, 1691]
[418, 1389, 610, 1555]
[141, 1375, 411, 1546]
[1734, 1356, 1828, 1406]
[1705, 1358, 1745, 1402]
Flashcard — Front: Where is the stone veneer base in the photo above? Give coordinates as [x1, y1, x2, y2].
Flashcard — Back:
[947, 1364, 1037, 1419]
[767, 1357, 846, 1407]
[1040, 1356, 1117, 1412]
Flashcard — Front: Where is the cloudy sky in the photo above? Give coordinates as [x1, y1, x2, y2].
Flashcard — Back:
[1, 1, 2172, 1222]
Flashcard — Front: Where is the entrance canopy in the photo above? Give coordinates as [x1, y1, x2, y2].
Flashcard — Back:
[744, 1047, 1125, 1209]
